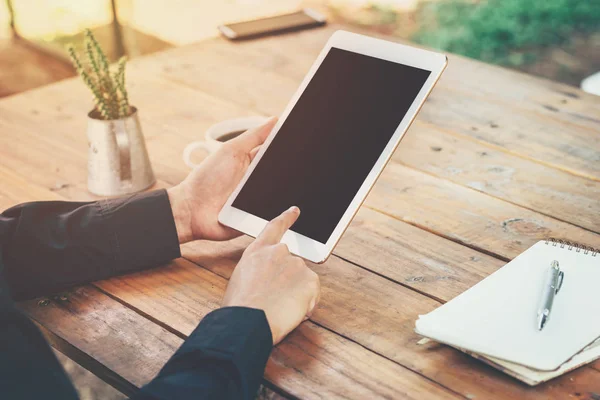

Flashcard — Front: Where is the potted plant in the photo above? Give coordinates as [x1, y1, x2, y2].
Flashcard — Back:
[68, 29, 155, 196]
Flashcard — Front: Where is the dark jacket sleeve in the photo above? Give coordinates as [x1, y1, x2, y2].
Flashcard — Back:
[0, 189, 181, 300]
[136, 307, 273, 400]
[0, 190, 273, 400]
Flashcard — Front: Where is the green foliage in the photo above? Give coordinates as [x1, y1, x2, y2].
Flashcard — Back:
[413, 0, 600, 66]
[68, 29, 131, 120]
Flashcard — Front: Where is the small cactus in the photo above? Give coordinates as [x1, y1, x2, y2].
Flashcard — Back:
[68, 29, 131, 120]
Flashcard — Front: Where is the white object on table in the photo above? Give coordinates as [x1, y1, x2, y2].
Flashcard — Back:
[581, 72, 600, 96]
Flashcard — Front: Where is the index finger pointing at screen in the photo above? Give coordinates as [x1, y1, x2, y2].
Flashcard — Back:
[255, 206, 300, 247]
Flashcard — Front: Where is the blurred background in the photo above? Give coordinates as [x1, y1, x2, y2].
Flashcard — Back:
[1, 0, 598, 398]
[1, 0, 599, 98]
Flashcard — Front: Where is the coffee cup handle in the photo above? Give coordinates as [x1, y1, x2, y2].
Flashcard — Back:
[183, 141, 212, 169]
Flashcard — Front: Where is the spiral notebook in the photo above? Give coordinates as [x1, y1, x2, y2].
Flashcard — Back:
[415, 239, 600, 385]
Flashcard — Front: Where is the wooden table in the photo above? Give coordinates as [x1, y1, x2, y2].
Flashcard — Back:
[2, 24, 600, 399]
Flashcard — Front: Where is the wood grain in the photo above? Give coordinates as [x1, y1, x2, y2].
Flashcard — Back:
[337, 207, 502, 302]
[94, 257, 460, 400]
[2, 55, 598, 243]
[245, 24, 600, 137]
[181, 237, 600, 399]
[18, 285, 288, 400]
[4, 70, 597, 257]
[4, 124, 599, 394]
[2, 66, 599, 341]
[416, 88, 600, 181]
[393, 121, 600, 233]
[366, 163, 600, 259]
[4, 168, 596, 398]
[1, 55, 597, 296]
[82, 26, 600, 242]
[0, 38, 74, 98]
[0, 71, 257, 191]
[18, 285, 181, 397]
[223, 23, 600, 133]
[132, 24, 600, 180]
[0, 158, 461, 398]
[2, 22, 600, 399]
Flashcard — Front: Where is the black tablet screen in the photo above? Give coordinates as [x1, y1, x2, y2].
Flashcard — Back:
[232, 48, 431, 243]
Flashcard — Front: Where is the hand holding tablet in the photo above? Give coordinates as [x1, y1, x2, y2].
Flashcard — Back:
[219, 30, 447, 263]
[168, 117, 278, 243]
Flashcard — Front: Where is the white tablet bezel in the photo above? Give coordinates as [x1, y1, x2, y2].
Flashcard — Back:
[219, 30, 447, 263]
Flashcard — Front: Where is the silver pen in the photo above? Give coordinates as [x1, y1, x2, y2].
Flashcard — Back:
[537, 260, 565, 331]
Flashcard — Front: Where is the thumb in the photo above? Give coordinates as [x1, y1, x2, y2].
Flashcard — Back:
[232, 116, 277, 152]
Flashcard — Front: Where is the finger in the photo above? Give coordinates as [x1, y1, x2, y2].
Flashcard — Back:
[249, 145, 261, 161]
[232, 116, 277, 152]
[255, 206, 300, 247]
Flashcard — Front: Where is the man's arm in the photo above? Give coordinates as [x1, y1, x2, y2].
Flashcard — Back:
[0, 191, 275, 400]
[135, 307, 273, 400]
[136, 206, 319, 400]
[0, 190, 180, 300]
[0, 190, 182, 399]
[0, 118, 319, 400]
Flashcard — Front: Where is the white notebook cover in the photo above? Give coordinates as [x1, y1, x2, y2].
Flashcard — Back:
[466, 337, 600, 385]
[415, 240, 600, 371]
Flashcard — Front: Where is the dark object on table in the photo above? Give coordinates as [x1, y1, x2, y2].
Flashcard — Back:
[218, 9, 326, 41]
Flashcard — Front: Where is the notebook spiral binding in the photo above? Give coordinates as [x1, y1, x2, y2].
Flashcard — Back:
[544, 238, 599, 257]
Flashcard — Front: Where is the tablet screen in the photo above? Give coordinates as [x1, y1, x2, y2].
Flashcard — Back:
[232, 47, 431, 244]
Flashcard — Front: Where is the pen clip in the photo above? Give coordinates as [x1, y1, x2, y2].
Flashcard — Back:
[555, 271, 565, 294]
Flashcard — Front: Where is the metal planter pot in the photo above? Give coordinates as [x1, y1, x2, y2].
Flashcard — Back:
[86, 107, 155, 196]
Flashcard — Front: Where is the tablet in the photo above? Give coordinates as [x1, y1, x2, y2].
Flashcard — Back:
[219, 30, 447, 263]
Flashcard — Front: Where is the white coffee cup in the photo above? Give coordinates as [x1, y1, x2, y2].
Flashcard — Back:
[183, 116, 269, 168]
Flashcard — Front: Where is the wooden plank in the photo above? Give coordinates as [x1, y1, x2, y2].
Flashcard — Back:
[0, 117, 297, 398]
[131, 24, 600, 180]
[2, 58, 598, 241]
[0, 70, 261, 188]
[1, 140, 584, 342]
[4, 171, 598, 398]
[95, 259, 460, 400]
[53, 350, 127, 400]
[4, 28, 600, 396]
[144, 33, 600, 232]
[393, 121, 600, 233]
[0, 172, 459, 399]
[0, 144, 488, 306]
[0, 163, 64, 207]
[0, 70, 256, 139]
[0, 125, 171, 201]
[18, 285, 287, 400]
[430, 50, 600, 134]
[227, 23, 600, 135]
[416, 88, 600, 181]
[4, 165, 600, 398]
[95, 248, 600, 400]
[366, 163, 600, 259]
[2, 70, 598, 300]
[4, 121, 600, 388]
[338, 207, 502, 302]
[6, 68, 599, 245]
[179, 238, 600, 398]
[18, 285, 181, 397]
[294, 30, 600, 180]
[118, 36, 590, 310]
[0, 38, 74, 98]
[1, 70, 599, 316]
[0, 69, 256, 151]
